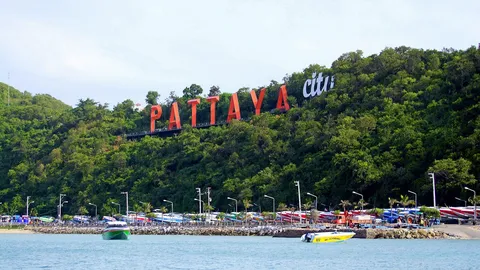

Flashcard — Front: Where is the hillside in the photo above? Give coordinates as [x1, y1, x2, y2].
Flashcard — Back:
[0, 46, 479, 217]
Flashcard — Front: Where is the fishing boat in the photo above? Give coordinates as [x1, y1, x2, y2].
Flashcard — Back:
[102, 221, 130, 240]
[301, 230, 355, 243]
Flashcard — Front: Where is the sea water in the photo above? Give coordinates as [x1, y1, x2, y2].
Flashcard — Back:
[0, 234, 478, 269]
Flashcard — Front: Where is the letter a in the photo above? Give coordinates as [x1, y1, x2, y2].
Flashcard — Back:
[150, 105, 162, 132]
[227, 93, 241, 123]
[276, 85, 290, 111]
[206, 96, 219, 125]
[188, 99, 201, 127]
[168, 102, 181, 130]
[250, 88, 265, 115]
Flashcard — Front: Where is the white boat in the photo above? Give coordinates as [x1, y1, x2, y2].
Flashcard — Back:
[301, 231, 355, 243]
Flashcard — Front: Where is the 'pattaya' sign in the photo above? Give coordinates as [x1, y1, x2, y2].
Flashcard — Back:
[150, 85, 290, 132]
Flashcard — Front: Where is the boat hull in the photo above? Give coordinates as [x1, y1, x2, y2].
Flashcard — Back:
[102, 229, 130, 240]
[301, 232, 355, 243]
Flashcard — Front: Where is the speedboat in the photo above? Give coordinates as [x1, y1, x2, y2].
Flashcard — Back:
[102, 221, 130, 240]
[301, 230, 355, 243]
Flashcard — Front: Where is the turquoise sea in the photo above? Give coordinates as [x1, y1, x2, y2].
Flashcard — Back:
[0, 234, 479, 270]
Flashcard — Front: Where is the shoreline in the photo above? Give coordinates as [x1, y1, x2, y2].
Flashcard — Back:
[15, 225, 471, 239]
[0, 228, 35, 234]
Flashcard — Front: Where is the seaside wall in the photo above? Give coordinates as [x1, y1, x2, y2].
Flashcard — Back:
[24, 225, 457, 239]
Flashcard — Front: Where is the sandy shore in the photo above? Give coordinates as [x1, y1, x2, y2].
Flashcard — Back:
[0, 229, 35, 234]
[433, 224, 480, 239]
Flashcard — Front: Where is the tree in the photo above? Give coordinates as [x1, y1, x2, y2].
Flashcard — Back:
[29, 208, 38, 217]
[164, 91, 179, 105]
[146, 91, 160, 105]
[339, 200, 351, 213]
[143, 202, 152, 214]
[243, 199, 251, 222]
[183, 84, 203, 99]
[208, 85, 221, 97]
[78, 206, 89, 215]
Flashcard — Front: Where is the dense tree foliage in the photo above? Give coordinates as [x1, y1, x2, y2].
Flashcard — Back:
[0, 46, 479, 217]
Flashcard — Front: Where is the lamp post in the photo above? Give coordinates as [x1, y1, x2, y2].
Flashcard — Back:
[465, 186, 477, 223]
[264, 195, 275, 214]
[26, 196, 34, 217]
[227, 197, 238, 213]
[120, 191, 129, 217]
[88, 203, 97, 220]
[164, 200, 173, 214]
[306, 192, 318, 210]
[408, 190, 417, 209]
[58, 194, 66, 221]
[455, 197, 467, 207]
[352, 191, 364, 211]
[294, 181, 302, 223]
[194, 198, 204, 215]
[111, 202, 120, 215]
[429, 173, 436, 208]
[196, 188, 203, 214]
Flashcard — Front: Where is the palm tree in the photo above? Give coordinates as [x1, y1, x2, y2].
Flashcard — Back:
[143, 202, 152, 214]
[357, 199, 369, 211]
[388, 197, 397, 220]
[243, 199, 251, 223]
[339, 200, 351, 213]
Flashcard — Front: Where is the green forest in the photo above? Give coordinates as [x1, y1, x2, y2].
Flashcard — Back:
[0, 46, 479, 217]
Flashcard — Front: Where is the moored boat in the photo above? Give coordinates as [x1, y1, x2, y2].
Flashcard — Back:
[102, 221, 130, 240]
[301, 231, 355, 243]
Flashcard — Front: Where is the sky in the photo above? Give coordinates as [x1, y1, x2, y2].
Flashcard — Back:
[0, 0, 479, 107]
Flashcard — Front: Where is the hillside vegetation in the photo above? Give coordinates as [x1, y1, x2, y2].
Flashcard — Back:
[0, 46, 479, 217]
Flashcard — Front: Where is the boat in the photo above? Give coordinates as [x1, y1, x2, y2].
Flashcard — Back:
[301, 230, 355, 243]
[102, 221, 130, 240]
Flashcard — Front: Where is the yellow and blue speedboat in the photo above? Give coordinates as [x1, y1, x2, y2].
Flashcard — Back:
[301, 231, 355, 243]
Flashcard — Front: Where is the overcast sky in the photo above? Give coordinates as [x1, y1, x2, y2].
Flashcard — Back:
[1, 0, 479, 107]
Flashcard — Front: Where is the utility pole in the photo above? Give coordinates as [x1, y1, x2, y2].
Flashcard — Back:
[121, 191, 129, 217]
[429, 173, 436, 208]
[207, 187, 211, 221]
[294, 181, 302, 223]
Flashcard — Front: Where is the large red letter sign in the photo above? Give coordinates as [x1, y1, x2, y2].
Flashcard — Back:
[150, 105, 162, 132]
[188, 99, 201, 127]
[250, 88, 266, 116]
[206, 96, 219, 125]
[168, 102, 181, 130]
[227, 93, 241, 123]
[276, 85, 290, 111]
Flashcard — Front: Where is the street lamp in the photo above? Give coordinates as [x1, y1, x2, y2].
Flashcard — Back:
[26, 196, 34, 217]
[264, 195, 275, 214]
[120, 191, 129, 217]
[58, 194, 66, 221]
[111, 202, 121, 214]
[429, 173, 436, 208]
[194, 198, 204, 214]
[455, 197, 467, 207]
[164, 200, 173, 214]
[306, 192, 318, 210]
[294, 181, 302, 223]
[465, 186, 477, 223]
[227, 197, 238, 213]
[352, 191, 364, 210]
[88, 203, 97, 219]
[408, 190, 417, 209]
[196, 188, 203, 214]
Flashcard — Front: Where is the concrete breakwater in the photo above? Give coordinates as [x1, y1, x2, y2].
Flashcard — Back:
[26, 225, 286, 236]
[25, 225, 458, 239]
